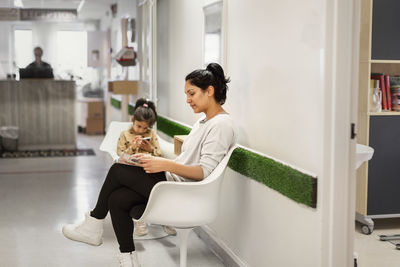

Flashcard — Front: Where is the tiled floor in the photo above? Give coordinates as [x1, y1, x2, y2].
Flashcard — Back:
[355, 218, 400, 267]
[0, 134, 225, 267]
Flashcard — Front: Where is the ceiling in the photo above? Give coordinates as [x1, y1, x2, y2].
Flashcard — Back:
[0, 0, 119, 20]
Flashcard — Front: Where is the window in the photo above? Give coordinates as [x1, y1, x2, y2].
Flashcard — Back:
[14, 30, 33, 68]
[203, 1, 224, 66]
[56, 31, 87, 76]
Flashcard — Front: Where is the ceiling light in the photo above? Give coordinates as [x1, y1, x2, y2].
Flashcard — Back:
[14, 0, 23, 8]
[77, 0, 85, 13]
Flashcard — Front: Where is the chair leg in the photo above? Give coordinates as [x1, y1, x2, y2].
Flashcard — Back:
[175, 228, 193, 267]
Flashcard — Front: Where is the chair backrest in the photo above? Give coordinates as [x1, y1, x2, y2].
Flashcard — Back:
[99, 121, 132, 162]
[198, 144, 236, 185]
[100, 121, 177, 161]
[140, 145, 237, 227]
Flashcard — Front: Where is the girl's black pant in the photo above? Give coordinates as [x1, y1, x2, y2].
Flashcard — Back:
[91, 163, 166, 252]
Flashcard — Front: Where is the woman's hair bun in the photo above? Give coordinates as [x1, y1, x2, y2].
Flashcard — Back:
[206, 63, 230, 105]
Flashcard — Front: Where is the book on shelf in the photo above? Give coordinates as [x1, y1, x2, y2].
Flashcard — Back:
[385, 75, 392, 111]
[390, 75, 400, 111]
[370, 79, 380, 89]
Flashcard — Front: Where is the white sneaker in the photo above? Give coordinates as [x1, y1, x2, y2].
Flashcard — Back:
[118, 252, 141, 267]
[62, 212, 104, 246]
[135, 221, 148, 236]
[163, 225, 177, 236]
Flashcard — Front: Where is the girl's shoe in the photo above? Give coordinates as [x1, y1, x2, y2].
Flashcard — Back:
[62, 212, 104, 246]
[118, 252, 141, 267]
[163, 225, 177, 236]
[135, 221, 148, 236]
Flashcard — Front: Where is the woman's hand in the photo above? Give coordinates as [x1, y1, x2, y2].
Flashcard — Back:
[136, 154, 170, 173]
[140, 139, 153, 153]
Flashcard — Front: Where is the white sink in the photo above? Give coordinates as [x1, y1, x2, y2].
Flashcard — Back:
[356, 144, 374, 169]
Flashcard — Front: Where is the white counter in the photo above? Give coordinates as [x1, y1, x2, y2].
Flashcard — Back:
[0, 79, 76, 149]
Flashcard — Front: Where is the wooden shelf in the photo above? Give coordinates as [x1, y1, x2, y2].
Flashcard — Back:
[371, 62, 400, 76]
[370, 60, 400, 64]
[174, 135, 188, 155]
[369, 111, 400, 116]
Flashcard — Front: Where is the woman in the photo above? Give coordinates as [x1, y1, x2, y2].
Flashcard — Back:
[62, 63, 236, 267]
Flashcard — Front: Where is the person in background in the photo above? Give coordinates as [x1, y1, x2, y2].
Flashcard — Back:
[62, 63, 236, 267]
[26, 46, 52, 69]
[116, 98, 176, 237]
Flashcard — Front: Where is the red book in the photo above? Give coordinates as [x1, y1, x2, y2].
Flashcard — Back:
[371, 74, 387, 110]
[385, 75, 392, 111]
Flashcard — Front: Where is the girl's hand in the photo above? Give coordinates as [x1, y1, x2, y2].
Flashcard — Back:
[140, 139, 153, 153]
[131, 136, 142, 150]
[136, 154, 170, 173]
[118, 157, 128, 164]
[118, 154, 139, 166]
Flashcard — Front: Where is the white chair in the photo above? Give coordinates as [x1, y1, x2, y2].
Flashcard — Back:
[99, 121, 131, 162]
[100, 121, 236, 267]
[134, 145, 236, 267]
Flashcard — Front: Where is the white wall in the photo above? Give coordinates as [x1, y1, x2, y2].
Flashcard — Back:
[99, 0, 140, 119]
[0, 22, 12, 77]
[157, 0, 326, 266]
[99, 0, 137, 81]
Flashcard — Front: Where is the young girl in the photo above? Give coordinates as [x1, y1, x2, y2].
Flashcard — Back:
[117, 98, 161, 159]
[117, 99, 176, 237]
[62, 63, 236, 267]
[116, 98, 161, 237]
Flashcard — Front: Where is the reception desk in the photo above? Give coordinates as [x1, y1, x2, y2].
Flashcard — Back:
[0, 80, 76, 150]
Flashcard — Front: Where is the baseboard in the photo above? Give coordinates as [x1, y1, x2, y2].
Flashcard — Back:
[194, 225, 248, 267]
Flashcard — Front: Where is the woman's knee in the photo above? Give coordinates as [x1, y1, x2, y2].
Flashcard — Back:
[108, 190, 132, 212]
[106, 163, 124, 181]
[108, 163, 122, 175]
[108, 191, 123, 210]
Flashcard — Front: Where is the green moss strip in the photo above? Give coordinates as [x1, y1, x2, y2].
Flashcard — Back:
[128, 104, 134, 115]
[157, 116, 192, 137]
[108, 97, 317, 207]
[109, 99, 136, 115]
[110, 97, 121, 109]
[228, 147, 317, 208]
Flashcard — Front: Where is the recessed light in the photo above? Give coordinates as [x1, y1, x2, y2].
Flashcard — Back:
[14, 0, 23, 8]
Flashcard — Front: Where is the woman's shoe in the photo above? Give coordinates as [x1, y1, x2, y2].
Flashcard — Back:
[135, 221, 148, 236]
[62, 212, 104, 246]
[163, 225, 177, 236]
[118, 252, 141, 267]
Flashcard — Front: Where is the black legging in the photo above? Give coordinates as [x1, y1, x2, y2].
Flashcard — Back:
[91, 163, 166, 252]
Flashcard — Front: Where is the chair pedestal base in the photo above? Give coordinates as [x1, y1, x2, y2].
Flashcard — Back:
[176, 228, 193, 267]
